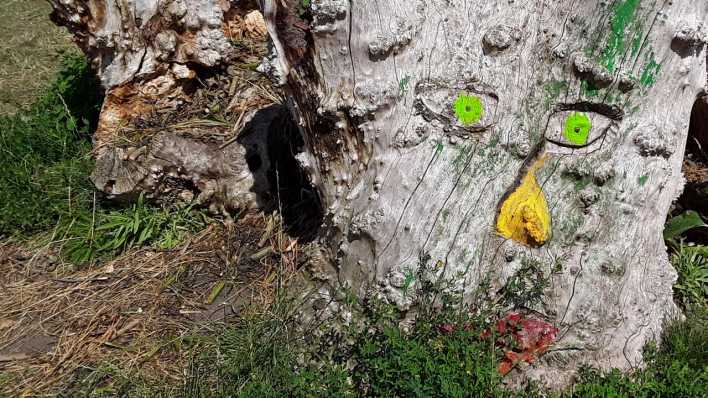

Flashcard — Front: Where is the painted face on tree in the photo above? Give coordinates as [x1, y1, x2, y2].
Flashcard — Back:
[47, 0, 707, 383]
[268, 0, 705, 379]
[495, 100, 625, 247]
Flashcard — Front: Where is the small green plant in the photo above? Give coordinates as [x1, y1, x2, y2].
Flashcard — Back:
[59, 196, 207, 265]
[670, 245, 708, 307]
[398, 75, 412, 98]
[664, 210, 707, 249]
[658, 310, 708, 371]
[567, 342, 708, 397]
[401, 267, 416, 297]
[353, 315, 505, 397]
[500, 257, 549, 309]
[296, 0, 311, 18]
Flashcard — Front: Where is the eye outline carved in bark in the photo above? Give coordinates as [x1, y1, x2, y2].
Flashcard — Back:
[544, 102, 624, 150]
[413, 78, 499, 138]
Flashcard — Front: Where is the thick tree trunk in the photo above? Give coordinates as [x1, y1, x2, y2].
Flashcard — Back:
[50, 0, 707, 386]
[267, 0, 707, 384]
[49, 0, 278, 213]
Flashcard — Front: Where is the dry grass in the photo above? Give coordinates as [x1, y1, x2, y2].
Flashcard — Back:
[684, 158, 708, 184]
[0, 213, 306, 396]
[0, 0, 75, 115]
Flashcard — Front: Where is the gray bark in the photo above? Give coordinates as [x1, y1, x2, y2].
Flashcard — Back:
[267, 0, 708, 386]
[49, 0, 708, 386]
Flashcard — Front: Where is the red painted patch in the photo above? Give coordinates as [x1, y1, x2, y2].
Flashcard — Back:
[438, 323, 457, 334]
[483, 313, 559, 376]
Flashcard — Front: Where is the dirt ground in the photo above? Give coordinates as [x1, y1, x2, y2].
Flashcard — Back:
[0, 214, 306, 396]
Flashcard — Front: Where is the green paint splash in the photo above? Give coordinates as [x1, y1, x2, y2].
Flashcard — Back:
[453, 94, 484, 126]
[640, 56, 661, 87]
[601, 0, 641, 72]
[563, 112, 592, 145]
[398, 75, 411, 97]
[452, 144, 473, 172]
[581, 81, 599, 98]
[631, 27, 644, 57]
[638, 175, 648, 186]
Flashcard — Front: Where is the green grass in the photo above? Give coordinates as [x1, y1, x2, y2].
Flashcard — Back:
[167, 300, 704, 398]
[54, 230, 708, 397]
[170, 269, 708, 398]
[59, 195, 209, 264]
[60, 361, 181, 398]
[567, 316, 707, 397]
[670, 245, 708, 308]
[0, 0, 75, 115]
[352, 320, 503, 397]
[175, 236, 708, 397]
[179, 298, 354, 398]
[0, 54, 102, 236]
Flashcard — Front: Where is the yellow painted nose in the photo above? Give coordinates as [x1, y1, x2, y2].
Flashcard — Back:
[496, 156, 551, 247]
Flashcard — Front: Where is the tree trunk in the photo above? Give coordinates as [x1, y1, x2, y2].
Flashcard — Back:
[50, 0, 708, 386]
[267, 0, 707, 384]
[49, 0, 279, 214]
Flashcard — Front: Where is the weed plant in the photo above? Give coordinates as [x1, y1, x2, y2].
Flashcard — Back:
[59, 195, 208, 264]
[172, 275, 708, 398]
[670, 244, 708, 308]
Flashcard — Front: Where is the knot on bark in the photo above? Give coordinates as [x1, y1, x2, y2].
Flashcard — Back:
[634, 130, 675, 159]
[311, 0, 347, 32]
[368, 23, 414, 61]
[482, 25, 521, 55]
[572, 54, 614, 89]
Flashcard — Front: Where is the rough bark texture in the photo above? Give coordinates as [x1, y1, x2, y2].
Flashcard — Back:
[50, 0, 708, 387]
[265, 0, 708, 386]
[49, 0, 278, 214]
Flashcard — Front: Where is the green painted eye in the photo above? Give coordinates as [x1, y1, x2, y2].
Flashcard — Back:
[453, 94, 484, 126]
[562, 112, 592, 145]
